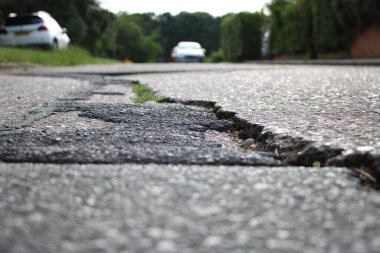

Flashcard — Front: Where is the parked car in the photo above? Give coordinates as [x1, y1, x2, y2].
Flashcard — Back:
[0, 11, 70, 49]
[171, 41, 206, 62]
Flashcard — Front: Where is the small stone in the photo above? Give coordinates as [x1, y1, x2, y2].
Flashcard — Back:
[243, 138, 255, 149]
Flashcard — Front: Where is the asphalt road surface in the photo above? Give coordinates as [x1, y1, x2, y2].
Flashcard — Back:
[1, 63, 379, 253]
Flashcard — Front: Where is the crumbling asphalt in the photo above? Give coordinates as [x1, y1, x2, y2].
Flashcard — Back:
[0, 75, 282, 166]
[1, 63, 380, 253]
[23, 63, 380, 170]
[0, 101, 283, 166]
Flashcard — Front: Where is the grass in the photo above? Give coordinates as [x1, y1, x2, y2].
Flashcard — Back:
[132, 83, 164, 103]
[0, 46, 118, 66]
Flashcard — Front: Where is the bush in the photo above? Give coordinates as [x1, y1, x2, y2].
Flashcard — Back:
[204, 49, 226, 63]
[113, 14, 161, 62]
[221, 12, 266, 62]
[267, 0, 379, 58]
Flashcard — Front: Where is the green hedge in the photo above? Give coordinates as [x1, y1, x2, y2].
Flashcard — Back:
[268, 0, 380, 58]
[221, 12, 266, 62]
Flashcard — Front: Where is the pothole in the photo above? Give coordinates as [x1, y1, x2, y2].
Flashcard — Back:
[2, 75, 378, 187]
[0, 102, 284, 166]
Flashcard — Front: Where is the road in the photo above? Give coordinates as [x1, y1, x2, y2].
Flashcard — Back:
[1, 63, 380, 253]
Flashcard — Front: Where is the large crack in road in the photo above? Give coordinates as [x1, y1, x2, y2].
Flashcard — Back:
[1, 73, 379, 187]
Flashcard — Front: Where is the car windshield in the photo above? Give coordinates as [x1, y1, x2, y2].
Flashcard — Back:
[5, 16, 43, 26]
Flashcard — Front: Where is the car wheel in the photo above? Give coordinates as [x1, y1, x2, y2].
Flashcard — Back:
[52, 39, 59, 50]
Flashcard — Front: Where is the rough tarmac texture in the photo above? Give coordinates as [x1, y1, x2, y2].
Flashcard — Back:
[24, 63, 380, 168]
[1, 163, 380, 253]
[22, 64, 380, 151]
[2, 64, 380, 252]
[0, 102, 283, 166]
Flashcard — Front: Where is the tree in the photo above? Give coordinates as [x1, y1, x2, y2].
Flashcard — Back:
[268, 0, 313, 56]
[113, 14, 160, 62]
[221, 12, 266, 61]
[129, 13, 160, 36]
[81, 7, 115, 55]
[311, 0, 347, 54]
[267, 0, 380, 58]
[221, 14, 242, 61]
[331, 0, 380, 35]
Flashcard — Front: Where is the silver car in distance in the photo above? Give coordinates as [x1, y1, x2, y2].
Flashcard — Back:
[171, 41, 206, 62]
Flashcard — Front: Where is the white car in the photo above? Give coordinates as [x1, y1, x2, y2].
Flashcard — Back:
[171, 41, 206, 62]
[0, 11, 70, 49]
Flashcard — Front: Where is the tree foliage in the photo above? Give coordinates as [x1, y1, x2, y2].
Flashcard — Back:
[112, 14, 161, 62]
[221, 14, 242, 62]
[268, 0, 316, 57]
[331, 0, 380, 34]
[221, 12, 266, 61]
[268, 0, 380, 58]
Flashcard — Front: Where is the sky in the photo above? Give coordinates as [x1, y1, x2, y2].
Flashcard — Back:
[99, 0, 272, 17]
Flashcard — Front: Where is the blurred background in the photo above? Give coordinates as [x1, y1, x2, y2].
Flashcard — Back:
[0, 0, 379, 64]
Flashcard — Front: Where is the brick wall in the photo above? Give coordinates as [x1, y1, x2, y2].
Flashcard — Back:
[351, 26, 380, 58]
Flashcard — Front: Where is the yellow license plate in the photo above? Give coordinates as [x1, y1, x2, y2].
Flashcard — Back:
[14, 31, 31, 36]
